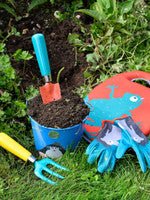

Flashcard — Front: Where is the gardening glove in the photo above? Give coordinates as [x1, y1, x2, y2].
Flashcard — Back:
[86, 122, 122, 173]
[114, 116, 150, 172]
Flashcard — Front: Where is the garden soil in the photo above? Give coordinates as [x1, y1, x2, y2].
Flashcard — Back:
[2, 3, 89, 127]
[28, 89, 89, 128]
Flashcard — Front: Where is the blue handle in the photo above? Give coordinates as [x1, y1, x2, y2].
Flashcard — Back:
[32, 33, 51, 76]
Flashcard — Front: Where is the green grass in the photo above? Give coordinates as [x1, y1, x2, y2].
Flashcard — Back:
[0, 139, 150, 200]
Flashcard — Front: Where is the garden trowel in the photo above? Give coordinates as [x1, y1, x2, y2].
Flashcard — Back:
[32, 33, 61, 104]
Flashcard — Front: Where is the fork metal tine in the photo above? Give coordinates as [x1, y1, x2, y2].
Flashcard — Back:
[34, 158, 68, 185]
[34, 169, 56, 185]
[45, 158, 69, 171]
[43, 166, 64, 179]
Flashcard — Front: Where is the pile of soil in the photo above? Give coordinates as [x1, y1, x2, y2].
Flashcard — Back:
[27, 89, 89, 128]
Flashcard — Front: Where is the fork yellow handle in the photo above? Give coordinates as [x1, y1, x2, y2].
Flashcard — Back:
[0, 132, 32, 162]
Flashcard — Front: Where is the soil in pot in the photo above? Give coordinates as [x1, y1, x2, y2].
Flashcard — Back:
[27, 89, 89, 128]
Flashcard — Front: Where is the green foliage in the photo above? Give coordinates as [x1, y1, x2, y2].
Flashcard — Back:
[28, 0, 49, 12]
[0, 43, 5, 53]
[28, 0, 56, 12]
[13, 49, 33, 61]
[76, 0, 135, 22]
[68, 33, 84, 47]
[0, 1, 21, 21]
[0, 40, 33, 142]
[1, 26, 21, 42]
[25, 85, 39, 100]
[72, 0, 150, 95]
[0, 142, 150, 199]
[54, 10, 67, 22]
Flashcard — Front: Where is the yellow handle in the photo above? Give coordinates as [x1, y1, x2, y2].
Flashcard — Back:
[0, 132, 32, 162]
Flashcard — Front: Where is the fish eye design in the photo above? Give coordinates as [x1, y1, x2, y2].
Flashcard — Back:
[133, 137, 138, 141]
[130, 96, 138, 102]
[108, 140, 113, 145]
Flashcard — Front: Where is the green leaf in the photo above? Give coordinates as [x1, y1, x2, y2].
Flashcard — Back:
[28, 0, 48, 12]
[25, 85, 39, 100]
[0, 3, 18, 19]
[0, 54, 11, 69]
[100, 0, 111, 10]
[9, 27, 20, 37]
[77, 0, 117, 22]
[7, 0, 16, 8]
[105, 27, 114, 37]
[112, 63, 124, 73]
[0, 92, 12, 103]
[120, 0, 134, 14]
[83, 71, 92, 79]
[77, 9, 103, 21]
[0, 110, 5, 121]
[13, 49, 33, 61]
[14, 101, 26, 117]
[0, 43, 5, 53]
[86, 52, 100, 64]
[68, 33, 83, 47]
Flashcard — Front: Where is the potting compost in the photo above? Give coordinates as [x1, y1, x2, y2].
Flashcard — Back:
[28, 89, 89, 128]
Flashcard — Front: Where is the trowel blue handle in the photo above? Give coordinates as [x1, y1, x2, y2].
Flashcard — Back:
[32, 33, 51, 76]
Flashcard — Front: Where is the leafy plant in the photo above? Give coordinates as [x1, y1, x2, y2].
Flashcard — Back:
[76, 0, 135, 22]
[0, 41, 33, 145]
[25, 85, 39, 101]
[1, 26, 20, 42]
[13, 49, 33, 61]
[28, 0, 57, 12]
[0, 0, 21, 21]
[72, 0, 150, 94]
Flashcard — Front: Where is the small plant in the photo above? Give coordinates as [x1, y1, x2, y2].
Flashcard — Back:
[28, 0, 54, 12]
[76, 0, 134, 22]
[0, 40, 33, 147]
[0, 0, 21, 21]
[0, 46, 26, 127]
[70, 0, 150, 94]
[13, 49, 33, 61]
[1, 26, 20, 42]
[25, 85, 39, 101]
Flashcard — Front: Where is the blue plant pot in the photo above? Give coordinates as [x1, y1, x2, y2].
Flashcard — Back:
[29, 116, 84, 158]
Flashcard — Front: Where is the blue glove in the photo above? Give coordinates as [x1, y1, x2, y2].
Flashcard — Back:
[86, 122, 122, 173]
[114, 116, 150, 172]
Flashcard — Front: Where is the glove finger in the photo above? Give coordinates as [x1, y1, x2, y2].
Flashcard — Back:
[141, 147, 150, 168]
[132, 145, 146, 173]
[138, 141, 150, 169]
[97, 150, 113, 173]
[143, 150, 150, 168]
[86, 140, 100, 155]
[105, 149, 116, 172]
[116, 140, 129, 159]
[87, 148, 102, 164]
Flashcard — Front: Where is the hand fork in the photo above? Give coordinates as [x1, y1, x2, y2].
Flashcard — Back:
[0, 132, 68, 185]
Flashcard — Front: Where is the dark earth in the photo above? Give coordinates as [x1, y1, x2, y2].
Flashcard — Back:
[28, 89, 89, 128]
[1, 2, 90, 127]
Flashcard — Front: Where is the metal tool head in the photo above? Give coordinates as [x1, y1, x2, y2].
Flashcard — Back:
[40, 82, 61, 104]
[34, 158, 68, 185]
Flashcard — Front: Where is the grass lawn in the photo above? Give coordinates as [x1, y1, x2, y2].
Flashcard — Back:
[1, 139, 150, 200]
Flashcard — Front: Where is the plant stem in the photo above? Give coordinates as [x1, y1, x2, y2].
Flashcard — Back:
[56, 67, 64, 83]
